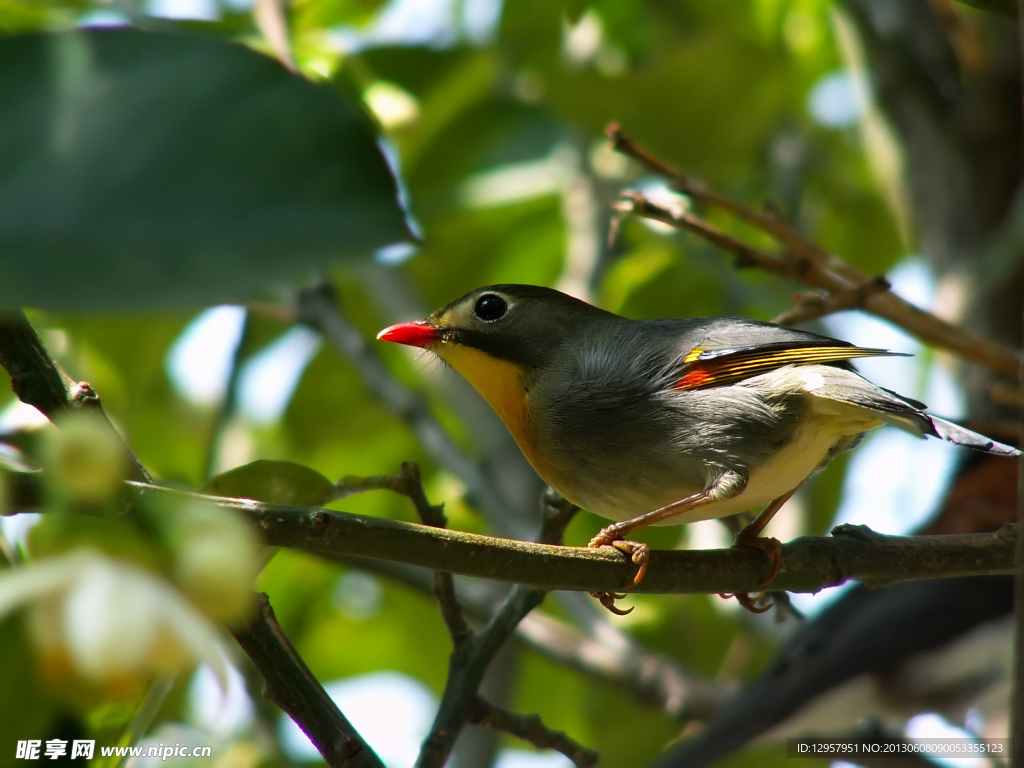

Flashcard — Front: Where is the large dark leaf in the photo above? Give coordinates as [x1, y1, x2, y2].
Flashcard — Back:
[0, 29, 410, 309]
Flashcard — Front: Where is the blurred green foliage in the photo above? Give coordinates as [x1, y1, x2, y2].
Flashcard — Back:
[0, 0, 917, 765]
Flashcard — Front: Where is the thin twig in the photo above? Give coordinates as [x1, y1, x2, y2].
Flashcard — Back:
[433, 569, 472, 651]
[403, 461, 472, 648]
[607, 126, 1021, 378]
[233, 594, 386, 768]
[415, 484, 585, 766]
[333, 462, 447, 527]
[417, 584, 546, 768]
[538, 488, 580, 545]
[614, 193, 812, 282]
[469, 697, 599, 768]
[772, 276, 892, 326]
[332, 462, 472, 646]
[0, 311, 152, 483]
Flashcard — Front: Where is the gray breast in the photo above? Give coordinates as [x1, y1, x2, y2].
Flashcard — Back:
[528, 332, 808, 516]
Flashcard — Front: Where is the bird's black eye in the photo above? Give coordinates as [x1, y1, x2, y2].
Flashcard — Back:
[473, 293, 508, 322]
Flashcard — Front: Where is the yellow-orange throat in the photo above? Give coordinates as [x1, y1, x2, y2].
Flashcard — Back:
[433, 342, 533, 448]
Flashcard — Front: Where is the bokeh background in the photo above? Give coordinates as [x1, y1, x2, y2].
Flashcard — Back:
[0, 1, 1021, 767]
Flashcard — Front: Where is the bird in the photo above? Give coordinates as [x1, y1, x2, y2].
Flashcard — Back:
[377, 284, 1019, 612]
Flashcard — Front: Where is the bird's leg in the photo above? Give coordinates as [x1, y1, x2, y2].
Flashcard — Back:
[721, 487, 798, 614]
[735, 487, 796, 582]
[589, 491, 716, 614]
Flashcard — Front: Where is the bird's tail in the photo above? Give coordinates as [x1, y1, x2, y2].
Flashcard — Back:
[925, 415, 1020, 457]
[813, 373, 1020, 457]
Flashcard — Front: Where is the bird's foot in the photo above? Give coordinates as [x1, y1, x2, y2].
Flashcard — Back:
[588, 531, 650, 586]
[733, 530, 782, 586]
[588, 529, 650, 615]
[719, 591, 773, 614]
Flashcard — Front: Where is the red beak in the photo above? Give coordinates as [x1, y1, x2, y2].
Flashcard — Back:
[377, 321, 440, 349]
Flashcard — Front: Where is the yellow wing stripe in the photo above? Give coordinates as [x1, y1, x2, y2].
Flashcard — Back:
[676, 346, 893, 390]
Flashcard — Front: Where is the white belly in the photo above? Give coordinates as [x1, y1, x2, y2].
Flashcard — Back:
[663, 396, 884, 524]
[560, 380, 886, 526]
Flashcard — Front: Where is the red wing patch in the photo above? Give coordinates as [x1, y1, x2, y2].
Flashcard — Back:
[676, 368, 713, 389]
[674, 344, 900, 391]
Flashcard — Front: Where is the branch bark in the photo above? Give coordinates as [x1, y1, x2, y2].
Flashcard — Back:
[233, 594, 385, 768]
[0, 310, 153, 483]
[116, 482, 1018, 595]
[469, 698, 599, 767]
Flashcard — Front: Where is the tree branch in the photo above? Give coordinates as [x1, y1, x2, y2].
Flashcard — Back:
[469, 697, 599, 767]
[772, 277, 892, 326]
[333, 461, 448, 528]
[114, 482, 1019, 595]
[397, 460, 474, 649]
[0, 310, 153, 483]
[233, 594, 386, 768]
[607, 127, 1021, 378]
[417, 584, 545, 768]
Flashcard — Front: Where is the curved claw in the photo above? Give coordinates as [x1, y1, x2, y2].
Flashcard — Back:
[720, 591, 773, 614]
[589, 525, 652, 613]
[610, 540, 649, 586]
[590, 591, 634, 615]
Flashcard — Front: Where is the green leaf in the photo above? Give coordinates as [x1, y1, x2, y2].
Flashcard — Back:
[0, 29, 410, 309]
[203, 459, 336, 506]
